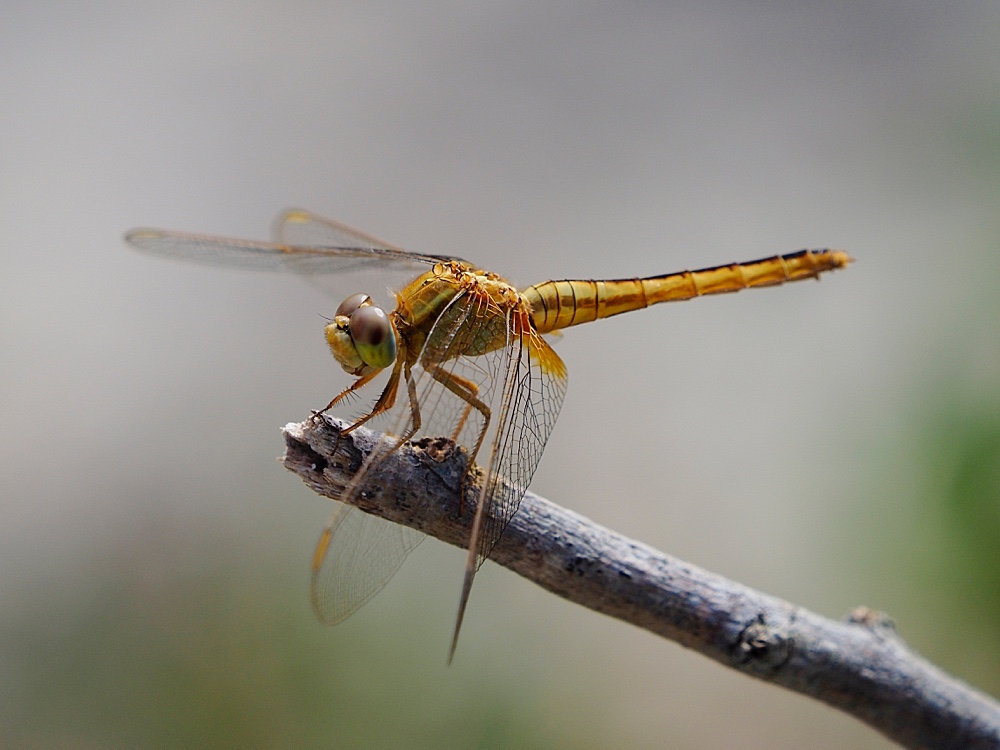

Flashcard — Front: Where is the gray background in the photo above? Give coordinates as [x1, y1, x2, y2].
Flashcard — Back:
[3, 3, 999, 748]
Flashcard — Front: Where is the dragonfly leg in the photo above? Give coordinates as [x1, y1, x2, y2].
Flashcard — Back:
[312, 369, 381, 420]
[427, 366, 491, 514]
[403, 361, 422, 439]
[338, 358, 422, 474]
[439, 372, 480, 442]
[340, 359, 404, 436]
[311, 358, 408, 465]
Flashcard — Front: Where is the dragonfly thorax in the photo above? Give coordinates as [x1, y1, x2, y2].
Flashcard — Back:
[325, 293, 398, 376]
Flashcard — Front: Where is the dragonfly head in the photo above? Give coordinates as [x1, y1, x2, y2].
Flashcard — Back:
[325, 293, 398, 376]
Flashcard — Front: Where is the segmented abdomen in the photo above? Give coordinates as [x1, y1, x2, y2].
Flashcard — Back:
[523, 248, 851, 334]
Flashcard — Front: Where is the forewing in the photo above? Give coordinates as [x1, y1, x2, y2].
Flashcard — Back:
[310, 502, 423, 625]
[309, 285, 491, 624]
[124, 228, 326, 271]
[126, 210, 460, 277]
[309, 280, 566, 643]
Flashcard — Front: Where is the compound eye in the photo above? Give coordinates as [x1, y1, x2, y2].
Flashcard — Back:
[335, 293, 371, 319]
[350, 305, 396, 369]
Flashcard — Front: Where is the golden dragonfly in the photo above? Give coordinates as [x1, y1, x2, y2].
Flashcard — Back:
[126, 209, 850, 661]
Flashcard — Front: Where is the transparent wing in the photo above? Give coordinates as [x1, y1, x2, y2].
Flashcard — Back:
[310, 274, 566, 648]
[274, 208, 404, 251]
[473, 325, 567, 568]
[274, 208, 462, 270]
[309, 283, 539, 627]
[309, 285, 486, 625]
[448, 309, 567, 660]
[310, 502, 424, 625]
[125, 210, 460, 276]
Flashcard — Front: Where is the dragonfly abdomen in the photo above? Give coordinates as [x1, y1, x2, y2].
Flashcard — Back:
[523, 278, 648, 333]
[524, 248, 851, 333]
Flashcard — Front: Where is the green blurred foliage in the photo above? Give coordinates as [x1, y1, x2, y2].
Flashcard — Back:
[0, 526, 608, 749]
[862, 102, 1000, 697]
[900, 398, 1000, 693]
[927, 407, 1000, 622]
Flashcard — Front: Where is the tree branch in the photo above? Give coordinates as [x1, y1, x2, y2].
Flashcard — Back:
[282, 415, 1000, 750]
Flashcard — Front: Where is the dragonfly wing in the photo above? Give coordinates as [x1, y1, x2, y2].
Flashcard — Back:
[473, 327, 567, 567]
[310, 502, 424, 625]
[447, 313, 568, 661]
[380, 285, 568, 660]
[275, 208, 462, 269]
[310, 279, 567, 651]
[307, 294, 485, 626]
[275, 208, 407, 252]
[307, 286, 498, 625]
[125, 227, 408, 275]
[124, 229, 319, 271]
[126, 210, 462, 276]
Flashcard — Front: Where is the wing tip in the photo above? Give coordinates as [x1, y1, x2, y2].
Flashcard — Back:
[123, 228, 163, 247]
[272, 208, 313, 242]
[278, 207, 313, 224]
[447, 567, 475, 666]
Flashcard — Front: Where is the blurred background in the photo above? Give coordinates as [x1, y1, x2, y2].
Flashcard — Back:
[2, 2, 998, 748]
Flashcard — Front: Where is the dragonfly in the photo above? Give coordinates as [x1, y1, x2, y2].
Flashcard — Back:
[126, 209, 851, 661]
